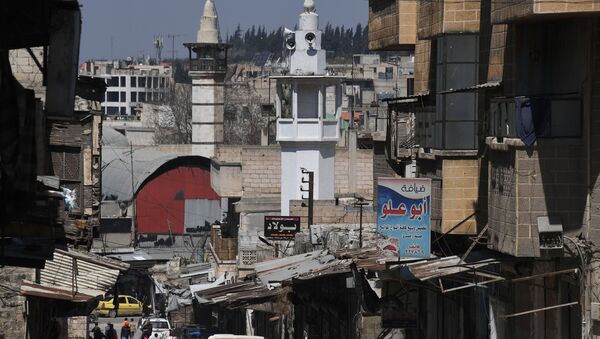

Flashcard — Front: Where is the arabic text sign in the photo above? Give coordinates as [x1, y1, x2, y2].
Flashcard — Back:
[264, 216, 301, 239]
[377, 178, 431, 259]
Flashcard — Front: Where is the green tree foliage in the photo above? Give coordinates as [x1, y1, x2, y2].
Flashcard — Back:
[225, 23, 369, 63]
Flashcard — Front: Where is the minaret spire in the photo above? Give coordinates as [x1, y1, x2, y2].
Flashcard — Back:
[304, 0, 316, 12]
[197, 0, 220, 43]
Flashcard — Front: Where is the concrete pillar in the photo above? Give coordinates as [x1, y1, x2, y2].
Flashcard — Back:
[348, 128, 357, 193]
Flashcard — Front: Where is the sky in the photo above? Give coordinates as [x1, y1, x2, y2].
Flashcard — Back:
[78, 0, 368, 62]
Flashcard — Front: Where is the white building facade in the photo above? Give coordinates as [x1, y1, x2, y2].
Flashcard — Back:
[80, 61, 172, 116]
[275, 0, 344, 215]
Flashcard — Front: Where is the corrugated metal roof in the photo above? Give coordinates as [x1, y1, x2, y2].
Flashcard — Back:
[254, 251, 345, 285]
[102, 146, 177, 201]
[405, 255, 499, 281]
[438, 81, 501, 94]
[22, 249, 129, 302]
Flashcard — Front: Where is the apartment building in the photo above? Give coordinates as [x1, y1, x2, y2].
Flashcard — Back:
[80, 60, 173, 116]
[369, 0, 600, 337]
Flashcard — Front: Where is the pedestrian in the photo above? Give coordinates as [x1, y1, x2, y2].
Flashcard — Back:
[105, 323, 118, 339]
[91, 322, 105, 339]
[120, 322, 130, 339]
[121, 317, 129, 329]
[129, 318, 136, 337]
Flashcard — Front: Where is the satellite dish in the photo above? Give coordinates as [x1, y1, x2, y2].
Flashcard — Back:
[285, 33, 296, 50]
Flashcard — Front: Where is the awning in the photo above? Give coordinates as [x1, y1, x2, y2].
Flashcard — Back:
[21, 248, 129, 302]
[438, 81, 501, 94]
[382, 91, 430, 103]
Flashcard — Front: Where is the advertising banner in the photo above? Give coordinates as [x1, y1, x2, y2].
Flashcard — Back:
[377, 178, 431, 259]
[264, 216, 301, 239]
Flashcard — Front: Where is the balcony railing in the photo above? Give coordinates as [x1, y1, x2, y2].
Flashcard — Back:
[190, 58, 227, 73]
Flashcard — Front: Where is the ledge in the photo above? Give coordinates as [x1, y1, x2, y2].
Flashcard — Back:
[417, 148, 479, 159]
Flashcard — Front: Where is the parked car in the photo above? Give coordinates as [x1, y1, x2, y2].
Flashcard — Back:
[96, 295, 145, 317]
[140, 317, 179, 339]
[177, 325, 214, 339]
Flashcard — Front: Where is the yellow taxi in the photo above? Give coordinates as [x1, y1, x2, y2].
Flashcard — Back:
[96, 295, 144, 317]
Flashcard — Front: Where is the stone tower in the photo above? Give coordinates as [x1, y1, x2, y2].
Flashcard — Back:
[185, 0, 229, 158]
[274, 0, 344, 215]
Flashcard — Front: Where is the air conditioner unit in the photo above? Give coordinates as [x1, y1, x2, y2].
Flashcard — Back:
[537, 216, 563, 255]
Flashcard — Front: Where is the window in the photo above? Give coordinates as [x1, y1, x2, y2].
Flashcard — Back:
[153, 77, 158, 89]
[106, 106, 119, 115]
[131, 92, 137, 102]
[160, 78, 165, 88]
[138, 77, 146, 87]
[130, 77, 137, 87]
[120, 92, 126, 102]
[139, 92, 146, 102]
[297, 84, 319, 119]
[106, 92, 119, 102]
[127, 297, 140, 304]
[120, 107, 127, 115]
[118, 296, 127, 304]
[108, 77, 119, 87]
[120, 76, 126, 87]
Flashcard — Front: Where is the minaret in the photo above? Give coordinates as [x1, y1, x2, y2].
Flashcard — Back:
[184, 0, 229, 158]
[274, 0, 344, 215]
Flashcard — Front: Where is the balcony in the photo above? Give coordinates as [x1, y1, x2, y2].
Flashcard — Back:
[368, 0, 417, 50]
[491, 0, 600, 24]
[277, 118, 340, 142]
[190, 58, 227, 73]
[486, 95, 585, 257]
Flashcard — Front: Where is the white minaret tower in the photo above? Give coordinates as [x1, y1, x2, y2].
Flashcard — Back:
[184, 0, 229, 158]
[274, 0, 344, 215]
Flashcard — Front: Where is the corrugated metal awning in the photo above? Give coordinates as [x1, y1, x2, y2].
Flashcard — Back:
[438, 81, 501, 94]
[22, 249, 129, 302]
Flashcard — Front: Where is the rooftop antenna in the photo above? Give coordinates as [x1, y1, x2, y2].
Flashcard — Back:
[153, 35, 164, 63]
[167, 34, 185, 62]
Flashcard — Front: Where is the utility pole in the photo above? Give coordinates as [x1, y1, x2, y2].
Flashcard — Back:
[167, 34, 184, 62]
[301, 169, 314, 232]
[129, 142, 136, 246]
[353, 197, 369, 248]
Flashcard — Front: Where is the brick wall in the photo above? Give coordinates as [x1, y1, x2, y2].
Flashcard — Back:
[8, 48, 46, 99]
[241, 146, 281, 195]
[414, 39, 432, 94]
[289, 200, 376, 228]
[67, 316, 87, 339]
[417, 0, 480, 40]
[335, 148, 374, 199]
[417, 157, 481, 235]
[368, 0, 417, 50]
[216, 145, 243, 163]
[488, 142, 588, 257]
[441, 159, 480, 234]
[417, 0, 443, 39]
[491, 0, 600, 25]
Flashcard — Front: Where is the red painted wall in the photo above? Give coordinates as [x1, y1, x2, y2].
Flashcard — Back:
[136, 165, 220, 234]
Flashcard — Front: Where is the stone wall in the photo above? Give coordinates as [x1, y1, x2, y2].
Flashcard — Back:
[440, 158, 480, 234]
[0, 267, 33, 339]
[588, 18, 600, 246]
[8, 47, 46, 99]
[67, 316, 88, 339]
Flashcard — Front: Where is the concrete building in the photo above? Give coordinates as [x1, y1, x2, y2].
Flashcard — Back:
[80, 60, 173, 116]
[369, 0, 600, 337]
[185, 0, 229, 159]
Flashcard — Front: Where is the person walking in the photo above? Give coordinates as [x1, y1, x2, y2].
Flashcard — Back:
[120, 320, 131, 339]
[129, 318, 136, 338]
[91, 322, 105, 339]
[105, 323, 118, 339]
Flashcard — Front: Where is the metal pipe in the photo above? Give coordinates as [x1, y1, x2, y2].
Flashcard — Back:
[499, 301, 579, 319]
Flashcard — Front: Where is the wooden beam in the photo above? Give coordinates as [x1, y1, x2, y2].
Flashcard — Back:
[499, 301, 579, 319]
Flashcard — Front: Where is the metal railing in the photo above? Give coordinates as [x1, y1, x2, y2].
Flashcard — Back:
[190, 58, 227, 72]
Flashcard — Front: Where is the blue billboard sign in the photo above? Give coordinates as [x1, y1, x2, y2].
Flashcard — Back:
[377, 178, 431, 259]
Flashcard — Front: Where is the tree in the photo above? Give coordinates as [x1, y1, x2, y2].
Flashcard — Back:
[153, 83, 192, 144]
